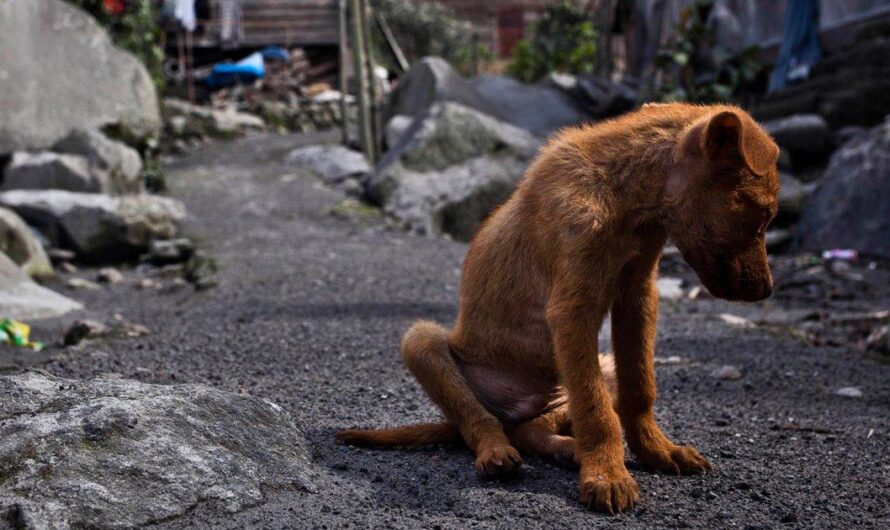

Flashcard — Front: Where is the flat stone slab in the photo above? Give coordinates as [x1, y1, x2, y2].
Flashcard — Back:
[0, 371, 317, 528]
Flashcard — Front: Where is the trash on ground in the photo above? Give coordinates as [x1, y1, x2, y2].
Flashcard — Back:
[822, 249, 858, 261]
[0, 319, 43, 351]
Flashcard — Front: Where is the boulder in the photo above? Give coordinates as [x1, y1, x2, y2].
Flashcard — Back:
[0, 190, 186, 262]
[795, 119, 890, 258]
[53, 129, 144, 194]
[469, 75, 589, 137]
[573, 75, 638, 120]
[776, 172, 807, 225]
[370, 103, 540, 240]
[1, 152, 102, 193]
[0, 207, 52, 277]
[0, 252, 81, 319]
[385, 57, 595, 140]
[762, 114, 834, 169]
[163, 99, 265, 139]
[0, 0, 160, 153]
[286, 145, 371, 186]
[384, 57, 500, 126]
[0, 371, 316, 528]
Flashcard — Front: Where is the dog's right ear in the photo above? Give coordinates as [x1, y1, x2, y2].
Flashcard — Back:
[681, 110, 778, 177]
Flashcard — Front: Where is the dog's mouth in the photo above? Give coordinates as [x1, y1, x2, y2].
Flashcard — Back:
[681, 242, 773, 302]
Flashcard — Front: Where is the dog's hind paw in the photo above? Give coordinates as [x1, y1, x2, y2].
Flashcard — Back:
[639, 444, 712, 475]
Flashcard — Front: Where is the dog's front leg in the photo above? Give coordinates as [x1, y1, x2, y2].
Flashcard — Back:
[611, 253, 711, 475]
[547, 273, 638, 514]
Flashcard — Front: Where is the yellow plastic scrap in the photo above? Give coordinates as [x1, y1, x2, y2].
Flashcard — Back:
[0, 319, 43, 351]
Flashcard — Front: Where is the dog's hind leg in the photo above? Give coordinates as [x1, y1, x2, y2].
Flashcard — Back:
[509, 405, 576, 467]
[401, 320, 522, 478]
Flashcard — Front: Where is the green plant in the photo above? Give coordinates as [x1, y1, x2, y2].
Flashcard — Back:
[67, 0, 165, 90]
[506, 1, 597, 83]
[653, 0, 762, 103]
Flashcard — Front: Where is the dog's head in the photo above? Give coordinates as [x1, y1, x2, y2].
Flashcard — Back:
[665, 108, 780, 302]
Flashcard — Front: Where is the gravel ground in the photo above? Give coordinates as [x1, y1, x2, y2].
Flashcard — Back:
[18, 132, 890, 528]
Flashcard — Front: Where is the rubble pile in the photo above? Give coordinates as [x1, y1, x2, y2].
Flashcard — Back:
[163, 49, 348, 153]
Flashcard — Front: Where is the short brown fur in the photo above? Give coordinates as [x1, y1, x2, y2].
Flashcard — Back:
[336, 103, 780, 513]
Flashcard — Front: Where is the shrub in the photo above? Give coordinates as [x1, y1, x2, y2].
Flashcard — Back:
[506, 1, 597, 83]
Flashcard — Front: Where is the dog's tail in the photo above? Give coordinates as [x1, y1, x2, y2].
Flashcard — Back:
[335, 421, 460, 448]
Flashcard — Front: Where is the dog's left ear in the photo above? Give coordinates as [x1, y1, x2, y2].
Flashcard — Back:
[702, 111, 779, 177]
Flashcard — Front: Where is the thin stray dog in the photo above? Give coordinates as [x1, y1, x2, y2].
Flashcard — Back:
[337, 102, 780, 513]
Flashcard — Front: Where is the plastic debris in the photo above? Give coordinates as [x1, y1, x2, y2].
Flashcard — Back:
[821, 249, 858, 261]
[0, 319, 44, 351]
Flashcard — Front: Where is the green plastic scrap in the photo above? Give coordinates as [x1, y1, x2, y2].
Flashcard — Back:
[0, 318, 44, 351]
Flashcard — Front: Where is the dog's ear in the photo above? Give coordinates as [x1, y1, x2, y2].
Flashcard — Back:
[700, 110, 779, 176]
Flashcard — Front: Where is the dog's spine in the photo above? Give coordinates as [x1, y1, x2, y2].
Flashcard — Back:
[335, 422, 460, 447]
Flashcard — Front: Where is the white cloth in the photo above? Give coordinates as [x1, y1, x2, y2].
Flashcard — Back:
[173, 0, 196, 32]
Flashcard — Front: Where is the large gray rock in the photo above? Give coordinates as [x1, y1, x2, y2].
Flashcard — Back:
[371, 103, 539, 240]
[776, 172, 807, 225]
[386, 57, 596, 141]
[384, 57, 500, 127]
[0, 190, 186, 261]
[1, 151, 103, 193]
[795, 119, 890, 258]
[469, 75, 589, 137]
[0, 252, 81, 319]
[286, 145, 371, 186]
[762, 114, 835, 168]
[53, 129, 144, 194]
[0, 0, 161, 153]
[0, 371, 316, 528]
[0, 207, 52, 277]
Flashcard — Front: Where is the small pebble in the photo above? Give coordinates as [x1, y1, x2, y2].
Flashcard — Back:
[66, 277, 100, 290]
[711, 365, 743, 381]
[97, 267, 124, 284]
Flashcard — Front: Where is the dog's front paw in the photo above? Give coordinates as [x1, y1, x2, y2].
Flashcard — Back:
[637, 443, 711, 475]
[475, 444, 523, 478]
[579, 467, 639, 514]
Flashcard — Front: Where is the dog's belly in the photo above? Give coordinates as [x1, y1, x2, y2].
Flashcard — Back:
[458, 363, 565, 423]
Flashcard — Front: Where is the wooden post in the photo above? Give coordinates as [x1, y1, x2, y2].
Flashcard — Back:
[349, 0, 376, 163]
[338, 0, 350, 145]
[358, 0, 381, 162]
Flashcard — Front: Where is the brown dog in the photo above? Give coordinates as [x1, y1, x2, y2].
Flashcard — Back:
[337, 103, 780, 513]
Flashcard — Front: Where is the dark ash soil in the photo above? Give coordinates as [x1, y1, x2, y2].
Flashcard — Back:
[17, 132, 890, 528]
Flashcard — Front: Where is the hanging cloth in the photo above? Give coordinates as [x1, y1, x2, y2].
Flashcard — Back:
[173, 0, 197, 32]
